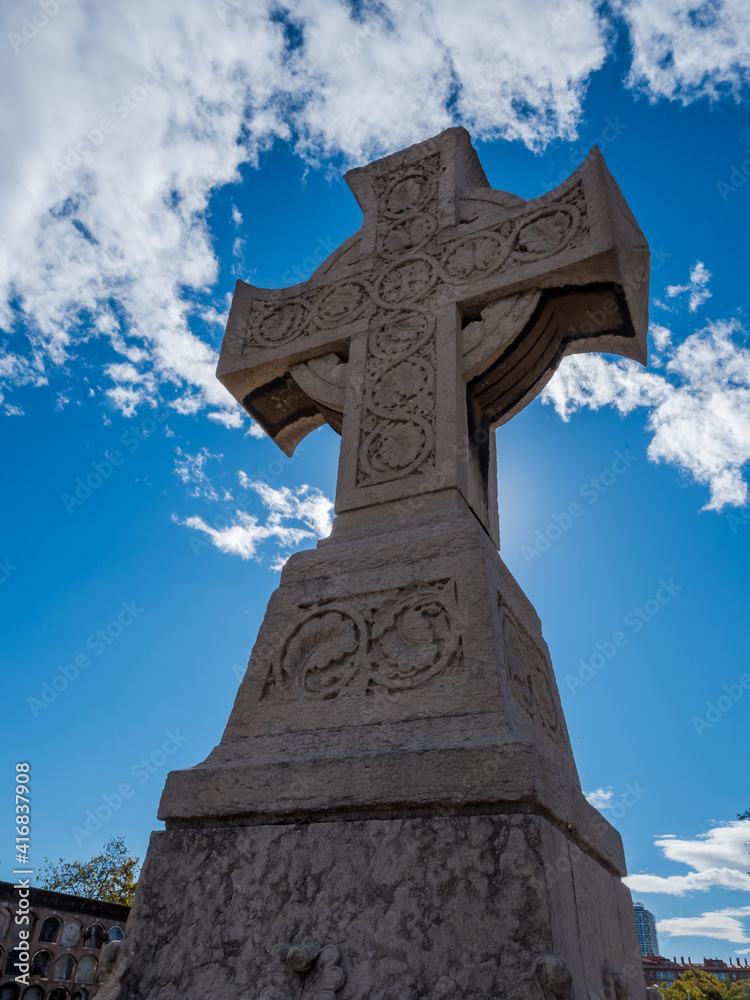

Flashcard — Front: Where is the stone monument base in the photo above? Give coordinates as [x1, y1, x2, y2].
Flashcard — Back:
[121, 812, 642, 1000]
[108, 492, 645, 1000]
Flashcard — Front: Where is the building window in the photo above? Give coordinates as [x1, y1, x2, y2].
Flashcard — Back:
[0, 907, 11, 938]
[76, 956, 97, 984]
[48, 990, 69, 1000]
[108, 926, 124, 941]
[53, 954, 76, 981]
[38, 916, 62, 944]
[4, 949, 23, 975]
[30, 950, 52, 978]
[82, 924, 104, 950]
[60, 920, 81, 948]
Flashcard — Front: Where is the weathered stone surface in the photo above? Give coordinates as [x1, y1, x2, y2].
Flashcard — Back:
[121, 127, 650, 999]
[123, 815, 643, 1000]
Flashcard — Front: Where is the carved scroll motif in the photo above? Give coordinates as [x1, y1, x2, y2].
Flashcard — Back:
[239, 181, 589, 354]
[258, 942, 345, 1000]
[501, 603, 561, 742]
[357, 308, 437, 486]
[263, 579, 463, 701]
[355, 155, 442, 487]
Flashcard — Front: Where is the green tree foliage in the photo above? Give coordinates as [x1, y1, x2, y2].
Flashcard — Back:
[663, 970, 750, 1000]
[738, 810, 750, 821]
[38, 836, 139, 905]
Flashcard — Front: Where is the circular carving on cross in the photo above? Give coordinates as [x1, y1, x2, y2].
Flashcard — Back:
[370, 310, 431, 359]
[279, 608, 367, 698]
[382, 214, 438, 254]
[443, 232, 511, 280]
[504, 610, 562, 742]
[505, 616, 535, 716]
[361, 416, 432, 482]
[314, 281, 370, 328]
[529, 646, 560, 738]
[512, 207, 579, 260]
[250, 300, 310, 347]
[370, 358, 433, 412]
[369, 591, 459, 691]
[383, 171, 435, 217]
[377, 257, 437, 304]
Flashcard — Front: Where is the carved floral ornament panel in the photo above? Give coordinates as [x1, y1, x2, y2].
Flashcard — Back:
[501, 602, 561, 742]
[261, 579, 463, 701]
[258, 943, 345, 1000]
[238, 180, 590, 354]
[357, 308, 437, 486]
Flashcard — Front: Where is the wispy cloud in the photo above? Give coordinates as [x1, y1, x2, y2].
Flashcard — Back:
[543, 319, 750, 510]
[665, 261, 712, 313]
[175, 473, 333, 565]
[240, 475, 334, 538]
[173, 448, 227, 500]
[657, 907, 750, 944]
[586, 787, 615, 809]
[625, 820, 750, 896]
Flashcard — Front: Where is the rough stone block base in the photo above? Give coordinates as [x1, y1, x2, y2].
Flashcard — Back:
[121, 813, 644, 1000]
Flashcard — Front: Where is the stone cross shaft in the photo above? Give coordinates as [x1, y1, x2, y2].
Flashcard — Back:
[219, 127, 648, 542]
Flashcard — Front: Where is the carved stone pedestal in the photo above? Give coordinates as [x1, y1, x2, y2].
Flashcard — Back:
[115, 493, 644, 1000]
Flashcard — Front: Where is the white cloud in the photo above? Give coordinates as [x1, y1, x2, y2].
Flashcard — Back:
[173, 447, 225, 500]
[0, 0, 611, 418]
[624, 820, 750, 896]
[651, 324, 673, 353]
[627, 868, 750, 895]
[657, 907, 750, 944]
[620, 0, 750, 102]
[175, 479, 333, 565]
[249, 479, 334, 538]
[586, 788, 615, 809]
[207, 407, 243, 429]
[543, 319, 750, 510]
[179, 509, 312, 560]
[665, 261, 712, 312]
[2, 0, 747, 430]
[245, 420, 267, 440]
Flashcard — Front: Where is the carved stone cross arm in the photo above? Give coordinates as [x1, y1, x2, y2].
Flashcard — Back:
[218, 127, 649, 542]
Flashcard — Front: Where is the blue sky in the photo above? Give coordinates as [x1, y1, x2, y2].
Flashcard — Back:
[1, 0, 750, 966]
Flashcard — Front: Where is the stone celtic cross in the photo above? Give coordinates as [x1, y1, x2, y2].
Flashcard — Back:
[133, 128, 651, 1000]
[219, 127, 648, 543]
